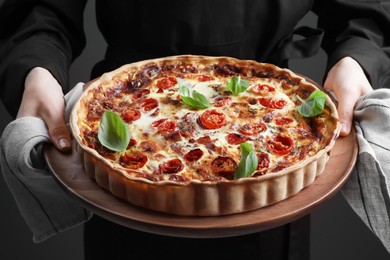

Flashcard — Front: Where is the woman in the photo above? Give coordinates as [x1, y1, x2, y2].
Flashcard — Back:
[1, 0, 389, 259]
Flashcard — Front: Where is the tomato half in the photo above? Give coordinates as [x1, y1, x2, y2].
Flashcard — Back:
[119, 151, 148, 169]
[132, 89, 150, 101]
[121, 108, 141, 123]
[184, 149, 204, 162]
[194, 135, 212, 144]
[126, 138, 137, 149]
[226, 133, 247, 145]
[198, 75, 214, 82]
[152, 118, 177, 134]
[274, 117, 294, 126]
[266, 134, 295, 156]
[250, 84, 275, 95]
[256, 153, 270, 170]
[213, 97, 232, 107]
[238, 122, 267, 135]
[140, 98, 159, 111]
[211, 156, 237, 178]
[156, 76, 178, 90]
[160, 158, 184, 174]
[199, 109, 227, 130]
[258, 98, 287, 109]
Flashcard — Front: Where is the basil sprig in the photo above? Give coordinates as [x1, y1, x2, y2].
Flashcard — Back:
[226, 76, 249, 96]
[234, 142, 258, 180]
[98, 110, 130, 153]
[297, 90, 326, 117]
[179, 80, 211, 109]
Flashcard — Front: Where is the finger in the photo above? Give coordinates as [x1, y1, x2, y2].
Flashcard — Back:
[43, 108, 72, 153]
[335, 93, 357, 136]
[48, 119, 72, 152]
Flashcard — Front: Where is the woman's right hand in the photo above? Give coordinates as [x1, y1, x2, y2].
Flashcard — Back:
[17, 67, 72, 153]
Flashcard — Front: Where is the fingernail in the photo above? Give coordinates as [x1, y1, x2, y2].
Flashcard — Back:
[58, 138, 70, 150]
[340, 123, 349, 135]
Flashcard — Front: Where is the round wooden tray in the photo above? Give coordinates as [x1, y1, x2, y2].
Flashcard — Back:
[44, 129, 356, 238]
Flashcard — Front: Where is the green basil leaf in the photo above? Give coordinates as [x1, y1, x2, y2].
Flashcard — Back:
[297, 90, 326, 117]
[179, 80, 211, 109]
[226, 76, 249, 96]
[234, 142, 258, 179]
[98, 110, 131, 153]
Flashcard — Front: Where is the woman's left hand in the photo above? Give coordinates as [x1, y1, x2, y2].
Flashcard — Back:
[323, 56, 373, 136]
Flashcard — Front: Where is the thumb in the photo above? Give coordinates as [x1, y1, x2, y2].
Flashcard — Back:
[335, 93, 356, 136]
[45, 114, 72, 153]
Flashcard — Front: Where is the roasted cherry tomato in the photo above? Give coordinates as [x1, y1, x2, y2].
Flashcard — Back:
[160, 158, 184, 174]
[213, 96, 232, 107]
[274, 117, 294, 125]
[152, 118, 177, 134]
[258, 98, 287, 109]
[140, 98, 159, 111]
[256, 153, 270, 170]
[156, 76, 178, 89]
[132, 89, 150, 100]
[194, 135, 212, 144]
[211, 156, 237, 177]
[226, 133, 247, 145]
[139, 140, 160, 154]
[126, 138, 137, 149]
[198, 75, 214, 82]
[184, 149, 204, 162]
[250, 84, 275, 95]
[238, 122, 267, 135]
[121, 108, 141, 123]
[199, 109, 227, 130]
[266, 134, 295, 156]
[119, 151, 148, 169]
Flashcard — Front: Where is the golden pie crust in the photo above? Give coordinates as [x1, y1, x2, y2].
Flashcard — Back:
[70, 55, 340, 216]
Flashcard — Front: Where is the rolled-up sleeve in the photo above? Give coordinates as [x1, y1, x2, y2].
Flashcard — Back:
[313, 0, 390, 89]
[0, 0, 87, 117]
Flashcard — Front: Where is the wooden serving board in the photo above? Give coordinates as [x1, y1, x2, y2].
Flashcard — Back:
[44, 127, 357, 238]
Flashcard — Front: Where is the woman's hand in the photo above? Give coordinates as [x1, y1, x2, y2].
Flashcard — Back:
[17, 67, 71, 152]
[323, 56, 373, 136]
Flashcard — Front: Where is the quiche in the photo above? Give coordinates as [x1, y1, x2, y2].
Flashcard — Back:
[70, 55, 340, 216]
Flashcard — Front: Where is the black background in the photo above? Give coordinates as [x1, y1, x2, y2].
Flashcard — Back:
[0, 1, 389, 259]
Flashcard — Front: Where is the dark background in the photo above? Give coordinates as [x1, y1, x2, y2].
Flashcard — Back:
[0, 1, 389, 259]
